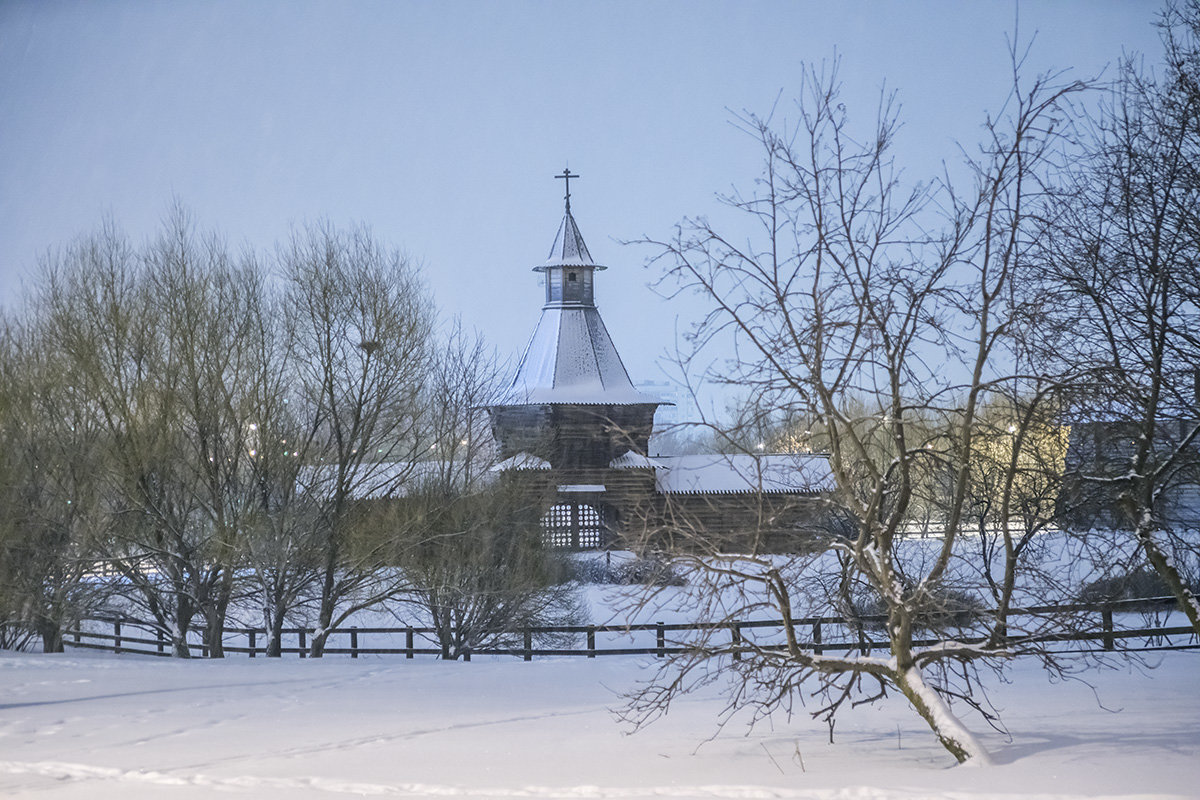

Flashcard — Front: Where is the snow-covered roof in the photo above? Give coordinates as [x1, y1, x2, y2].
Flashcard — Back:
[535, 210, 606, 271]
[302, 459, 491, 500]
[608, 451, 663, 469]
[498, 208, 661, 407]
[609, 452, 834, 495]
[501, 306, 661, 405]
[492, 452, 552, 471]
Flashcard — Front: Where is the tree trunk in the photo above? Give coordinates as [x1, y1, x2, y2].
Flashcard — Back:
[1137, 521, 1200, 637]
[310, 549, 339, 658]
[202, 611, 224, 658]
[38, 619, 64, 654]
[204, 568, 235, 658]
[309, 627, 331, 658]
[893, 663, 992, 765]
[265, 603, 287, 658]
[170, 631, 192, 658]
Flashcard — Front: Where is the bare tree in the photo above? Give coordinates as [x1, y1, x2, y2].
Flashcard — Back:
[35, 211, 273, 657]
[142, 210, 277, 656]
[1040, 1, 1200, 635]
[625, 58, 1085, 763]
[238, 314, 324, 658]
[281, 221, 435, 657]
[0, 317, 110, 651]
[39, 222, 202, 657]
[386, 322, 584, 659]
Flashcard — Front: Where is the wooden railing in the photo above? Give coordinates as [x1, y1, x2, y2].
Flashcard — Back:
[60, 596, 1197, 660]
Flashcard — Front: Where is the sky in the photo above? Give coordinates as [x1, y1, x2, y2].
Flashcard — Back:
[0, 1, 1167, 411]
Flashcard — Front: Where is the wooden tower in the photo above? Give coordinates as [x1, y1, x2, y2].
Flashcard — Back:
[487, 173, 662, 547]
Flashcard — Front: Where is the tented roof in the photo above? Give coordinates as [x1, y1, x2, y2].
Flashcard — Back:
[502, 306, 660, 405]
[535, 210, 606, 271]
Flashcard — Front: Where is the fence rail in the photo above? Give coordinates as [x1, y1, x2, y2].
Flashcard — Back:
[61, 596, 1197, 660]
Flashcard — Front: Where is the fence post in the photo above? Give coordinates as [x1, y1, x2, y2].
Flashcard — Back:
[656, 622, 665, 658]
[1102, 607, 1115, 651]
[463, 647, 471, 662]
[73, 628, 80, 645]
[731, 623, 742, 661]
[523, 628, 533, 662]
[405, 627, 414, 659]
[587, 625, 596, 658]
[114, 620, 121, 655]
[157, 629, 165, 656]
[812, 621, 822, 655]
[248, 629, 256, 659]
[350, 627, 359, 659]
[299, 629, 307, 659]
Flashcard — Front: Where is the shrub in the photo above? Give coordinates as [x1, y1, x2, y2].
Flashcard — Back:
[852, 587, 984, 631]
[562, 553, 687, 587]
[1079, 568, 1199, 610]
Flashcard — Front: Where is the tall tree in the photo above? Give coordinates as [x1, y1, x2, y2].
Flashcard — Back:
[0, 318, 110, 652]
[1040, 1, 1200, 635]
[282, 222, 435, 657]
[625, 58, 1084, 763]
[388, 322, 584, 660]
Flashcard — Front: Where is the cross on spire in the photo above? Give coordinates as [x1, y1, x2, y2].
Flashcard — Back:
[556, 167, 579, 213]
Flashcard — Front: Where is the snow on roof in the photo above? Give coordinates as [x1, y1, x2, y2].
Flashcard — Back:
[614, 453, 834, 495]
[608, 451, 664, 469]
[302, 459, 488, 500]
[492, 452, 552, 471]
[534, 209, 606, 271]
[497, 207, 661, 408]
[500, 306, 661, 406]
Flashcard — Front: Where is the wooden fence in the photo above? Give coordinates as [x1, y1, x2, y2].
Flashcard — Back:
[61, 596, 1197, 660]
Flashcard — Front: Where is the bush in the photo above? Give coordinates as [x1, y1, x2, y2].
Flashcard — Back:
[1079, 568, 1199, 609]
[562, 553, 687, 587]
[852, 587, 984, 631]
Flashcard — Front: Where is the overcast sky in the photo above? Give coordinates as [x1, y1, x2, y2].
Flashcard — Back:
[0, 1, 1166, 412]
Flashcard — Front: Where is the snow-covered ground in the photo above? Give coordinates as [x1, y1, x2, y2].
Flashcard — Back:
[1, 649, 1196, 799]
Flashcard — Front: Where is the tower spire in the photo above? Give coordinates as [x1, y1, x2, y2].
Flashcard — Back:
[555, 167, 579, 214]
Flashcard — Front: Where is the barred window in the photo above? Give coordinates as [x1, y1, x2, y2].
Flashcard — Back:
[542, 502, 605, 550]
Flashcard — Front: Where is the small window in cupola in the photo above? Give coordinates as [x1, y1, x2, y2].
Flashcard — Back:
[569, 272, 578, 282]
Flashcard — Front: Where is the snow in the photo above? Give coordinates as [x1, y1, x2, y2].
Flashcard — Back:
[897, 665, 993, 766]
[1, 650, 1196, 799]
[504, 307, 658, 405]
[647, 454, 835, 495]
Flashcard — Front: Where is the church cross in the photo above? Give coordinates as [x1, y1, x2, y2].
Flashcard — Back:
[556, 167, 580, 213]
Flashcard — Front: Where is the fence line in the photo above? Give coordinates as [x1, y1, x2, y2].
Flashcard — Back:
[61, 596, 1197, 661]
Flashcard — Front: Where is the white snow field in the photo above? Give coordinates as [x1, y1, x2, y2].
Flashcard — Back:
[0, 650, 1196, 800]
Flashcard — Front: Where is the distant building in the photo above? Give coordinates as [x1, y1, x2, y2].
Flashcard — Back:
[486, 177, 832, 551]
[1059, 417, 1200, 531]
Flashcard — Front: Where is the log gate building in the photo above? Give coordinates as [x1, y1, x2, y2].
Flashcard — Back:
[486, 173, 833, 552]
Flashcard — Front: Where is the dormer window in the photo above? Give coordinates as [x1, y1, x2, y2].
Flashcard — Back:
[569, 272, 577, 282]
